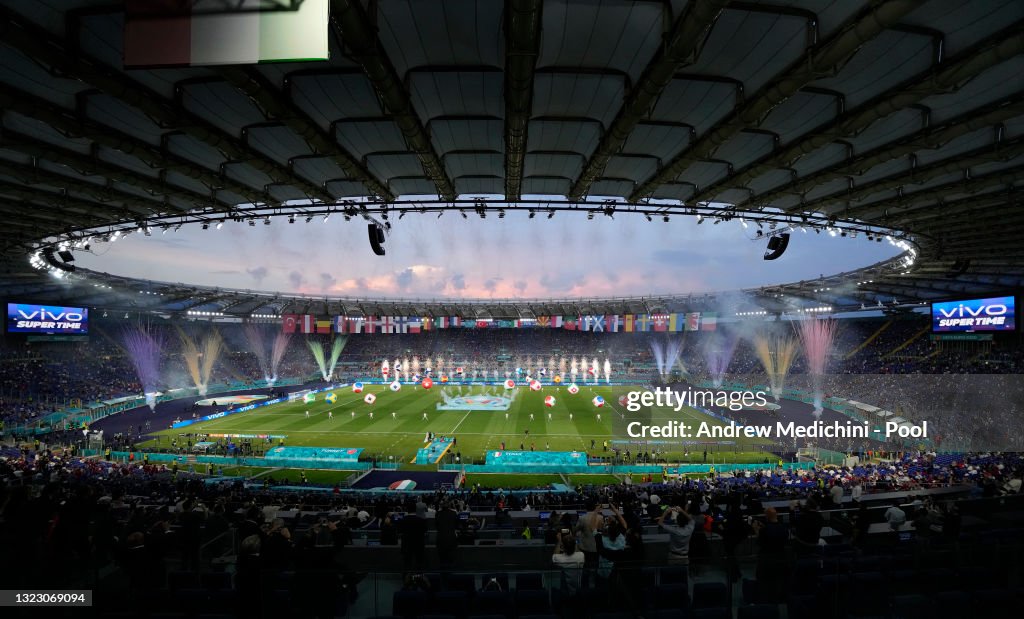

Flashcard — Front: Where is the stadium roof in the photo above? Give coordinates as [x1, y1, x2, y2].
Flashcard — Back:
[0, 0, 1022, 317]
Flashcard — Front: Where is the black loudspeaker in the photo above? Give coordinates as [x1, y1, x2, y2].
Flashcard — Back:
[763, 233, 790, 261]
[368, 223, 386, 256]
[947, 258, 971, 277]
[58, 250, 75, 263]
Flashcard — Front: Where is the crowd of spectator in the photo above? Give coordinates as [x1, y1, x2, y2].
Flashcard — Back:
[1, 315, 1019, 435]
[0, 443, 1021, 614]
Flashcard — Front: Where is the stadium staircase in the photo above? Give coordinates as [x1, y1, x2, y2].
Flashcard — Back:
[844, 319, 893, 359]
[883, 325, 931, 359]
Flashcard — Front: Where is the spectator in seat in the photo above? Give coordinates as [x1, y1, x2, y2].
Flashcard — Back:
[793, 498, 824, 550]
[884, 499, 907, 530]
[400, 502, 428, 571]
[435, 500, 459, 567]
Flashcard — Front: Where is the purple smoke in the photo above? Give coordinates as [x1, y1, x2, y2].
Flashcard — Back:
[122, 326, 164, 410]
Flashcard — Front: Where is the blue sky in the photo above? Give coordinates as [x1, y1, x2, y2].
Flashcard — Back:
[76, 211, 898, 298]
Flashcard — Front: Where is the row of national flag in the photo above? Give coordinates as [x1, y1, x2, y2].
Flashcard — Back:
[282, 313, 717, 334]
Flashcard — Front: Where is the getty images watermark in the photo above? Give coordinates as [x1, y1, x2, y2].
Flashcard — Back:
[618, 386, 930, 440]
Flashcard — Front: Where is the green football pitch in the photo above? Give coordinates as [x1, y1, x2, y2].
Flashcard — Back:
[145, 384, 777, 466]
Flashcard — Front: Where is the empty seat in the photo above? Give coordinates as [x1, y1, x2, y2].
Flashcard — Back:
[889, 594, 934, 619]
[446, 573, 477, 595]
[645, 611, 687, 619]
[392, 590, 429, 619]
[647, 584, 689, 610]
[516, 573, 544, 590]
[199, 571, 232, 590]
[473, 591, 512, 618]
[515, 589, 551, 615]
[167, 571, 200, 590]
[972, 589, 1016, 613]
[738, 604, 780, 619]
[659, 566, 688, 585]
[692, 582, 729, 609]
[692, 608, 730, 619]
[431, 590, 468, 618]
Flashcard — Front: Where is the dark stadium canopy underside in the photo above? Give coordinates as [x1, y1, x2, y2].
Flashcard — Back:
[0, 0, 1023, 317]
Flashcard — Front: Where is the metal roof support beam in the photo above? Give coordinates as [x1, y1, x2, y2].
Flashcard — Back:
[218, 67, 394, 201]
[630, 0, 926, 202]
[810, 141, 1024, 216]
[0, 159, 165, 221]
[331, 0, 456, 200]
[0, 183, 128, 225]
[569, 0, 727, 200]
[0, 130, 213, 211]
[0, 8, 338, 206]
[750, 94, 1024, 207]
[503, 0, 543, 201]
[0, 86, 274, 206]
[691, 20, 1024, 205]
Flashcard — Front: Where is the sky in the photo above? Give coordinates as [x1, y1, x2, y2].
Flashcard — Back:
[75, 209, 899, 299]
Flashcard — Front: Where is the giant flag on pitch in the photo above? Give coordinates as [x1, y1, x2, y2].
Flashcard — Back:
[334, 316, 347, 334]
[315, 319, 332, 334]
[652, 315, 668, 332]
[536, 316, 550, 328]
[551, 316, 564, 328]
[624, 314, 634, 332]
[634, 314, 652, 332]
[299, 315, 315, 334]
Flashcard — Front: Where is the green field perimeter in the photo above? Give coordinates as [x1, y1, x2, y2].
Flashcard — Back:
[211, 466, 358, 485]
[146, 384, 777, 468]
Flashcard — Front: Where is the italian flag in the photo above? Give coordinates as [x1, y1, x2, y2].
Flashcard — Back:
[124, 0, 329, 68]
[701, 312, 718, 331]
[388, 480, 417, 491]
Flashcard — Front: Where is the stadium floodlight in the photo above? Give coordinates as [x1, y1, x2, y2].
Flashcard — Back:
[323, 214, 330, 223]
[696, 214, 704, 224]
[216, 222, 223, 230]
[740, 218, 748, 228]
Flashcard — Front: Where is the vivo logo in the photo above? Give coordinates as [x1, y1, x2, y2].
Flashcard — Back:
[17, 308, 85, 322]
[938, 304, 1008, 318]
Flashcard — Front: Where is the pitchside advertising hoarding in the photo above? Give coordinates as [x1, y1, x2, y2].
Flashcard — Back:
[931, 296, 1016, 333]
[6, 303, 89, 334]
